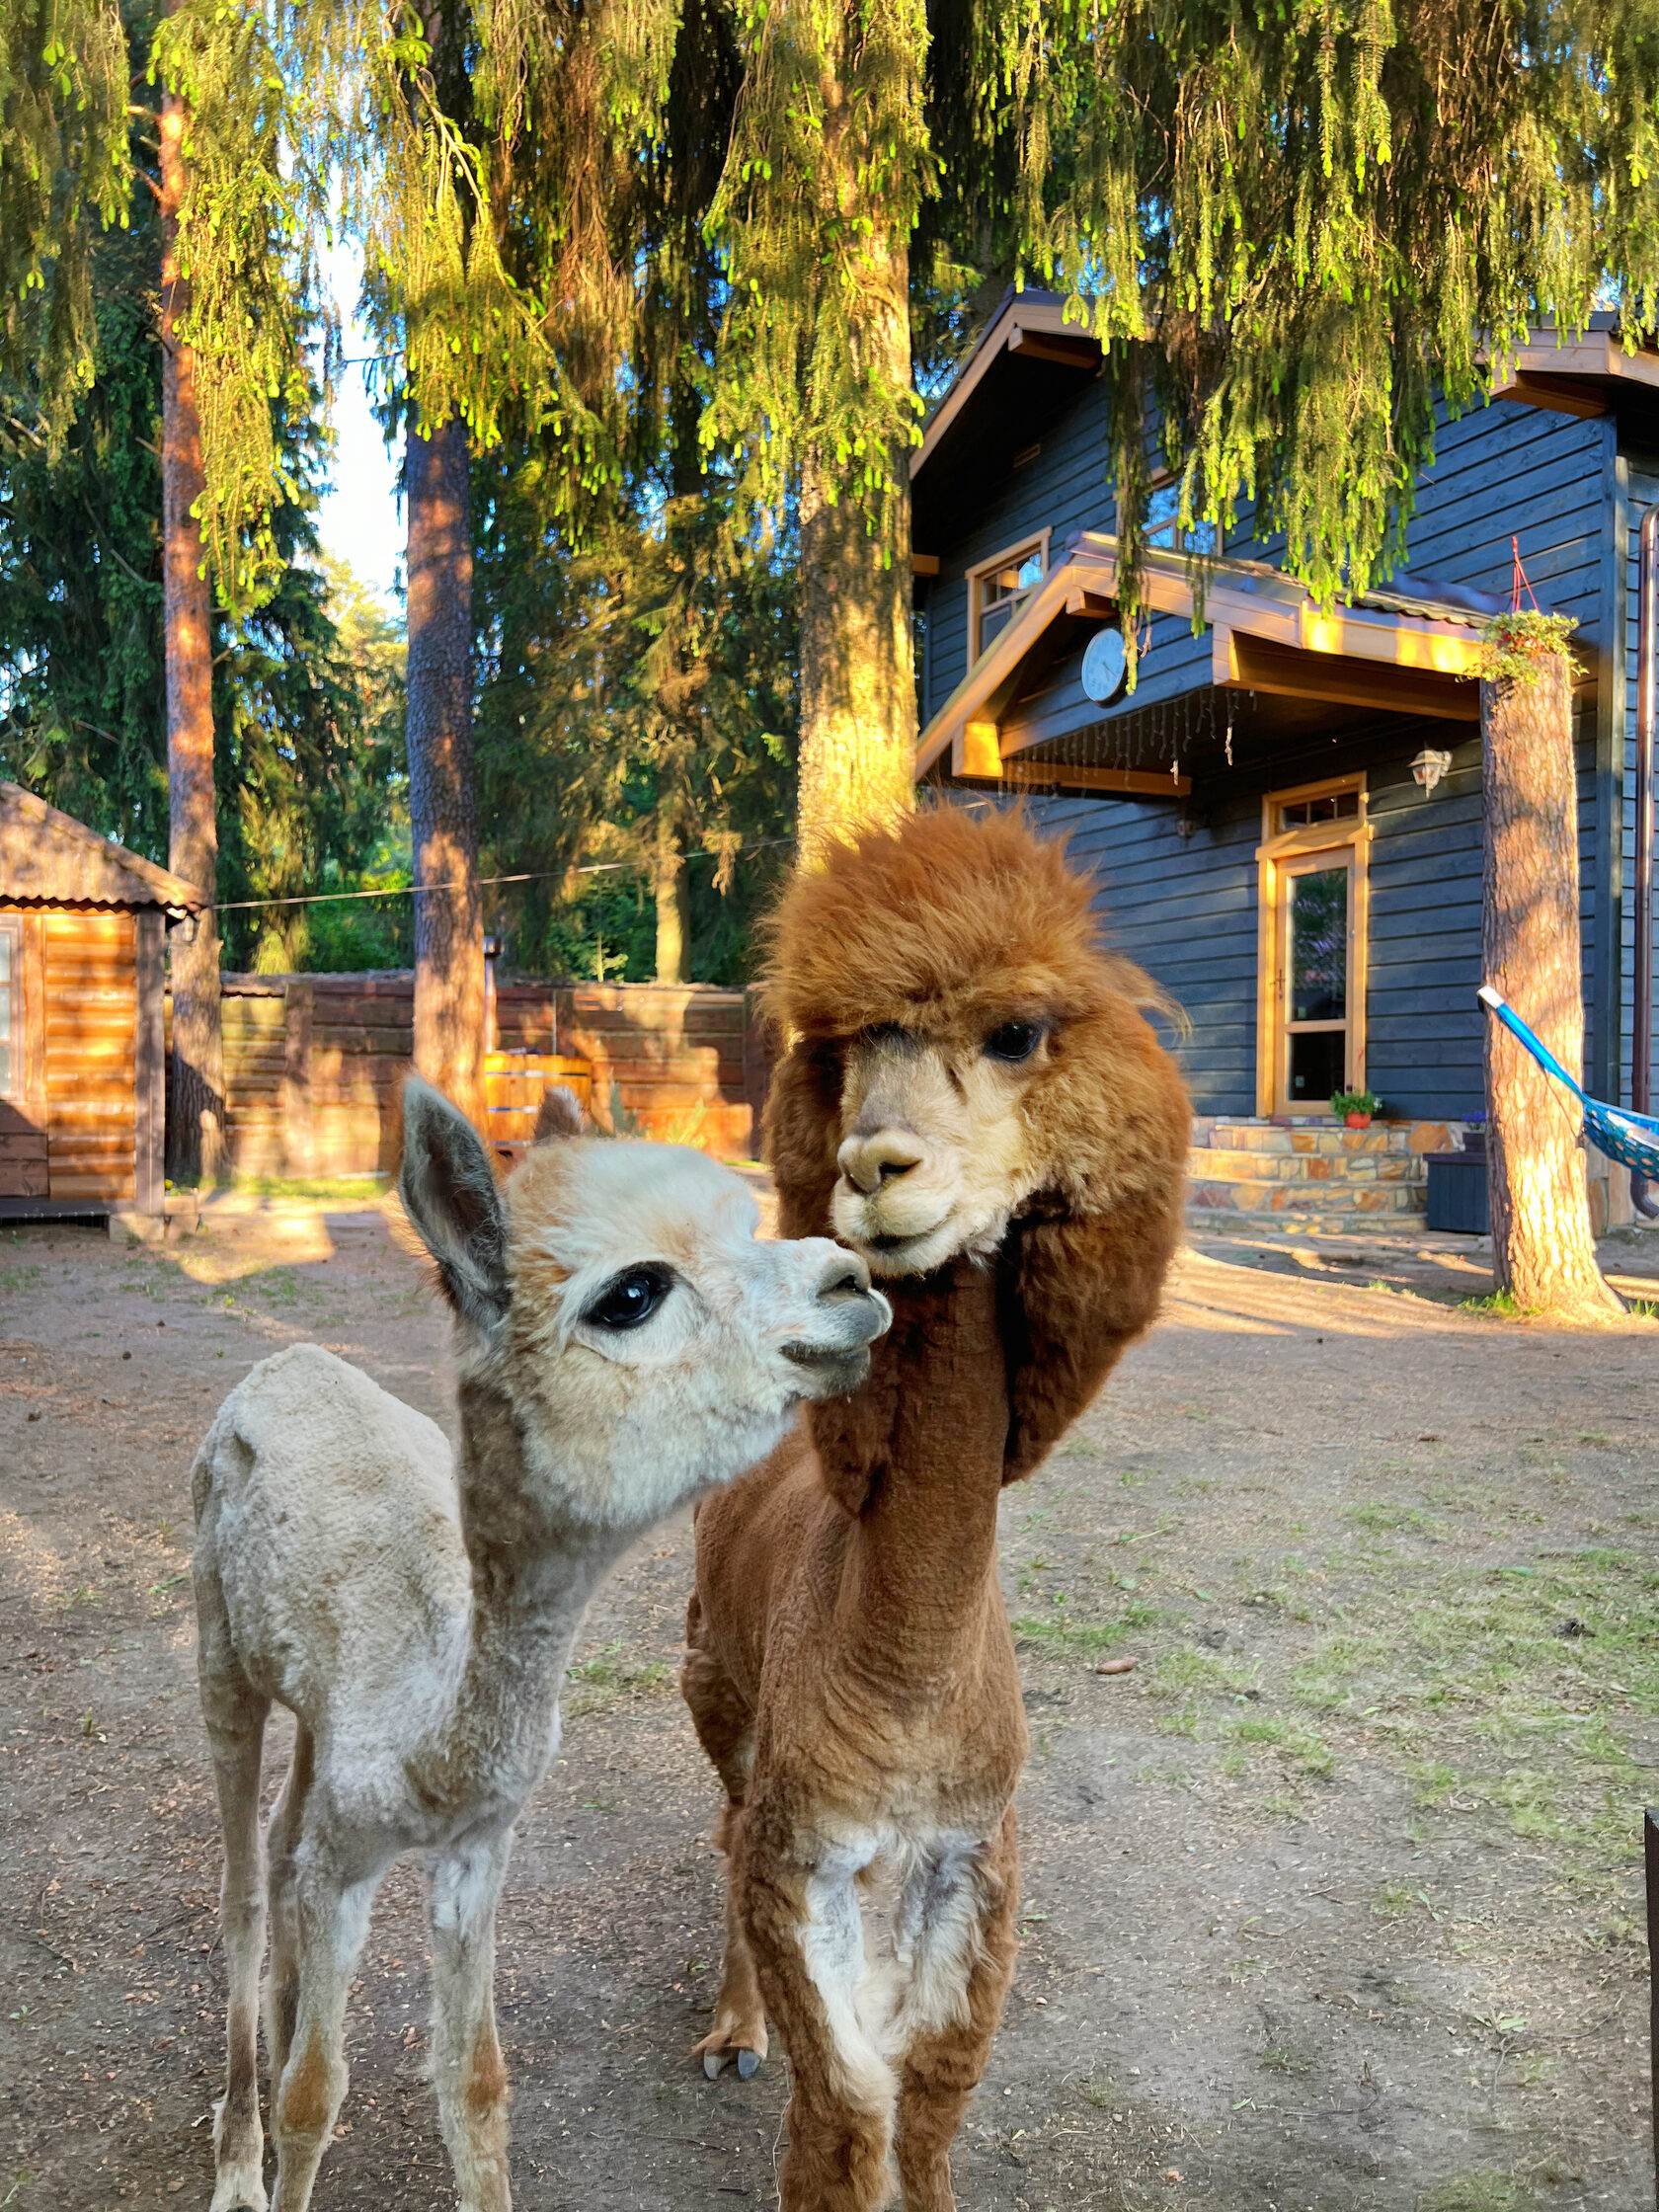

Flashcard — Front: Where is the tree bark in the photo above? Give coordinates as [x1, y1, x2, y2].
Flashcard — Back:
[1481, 654, 1622, 1319]
[796, 216, 916, 862]
[406, 416, 486, 1130]
[158, 80, 224, 1185]
[654, 816, 689, 984]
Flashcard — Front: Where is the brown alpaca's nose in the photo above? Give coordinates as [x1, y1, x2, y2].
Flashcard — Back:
[837, 1126, 926, 1194]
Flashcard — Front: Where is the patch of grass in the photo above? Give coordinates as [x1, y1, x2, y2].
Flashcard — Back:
[1346, 1501, 1446, 1537]
[225, 1174, 389, 1203]
[564, 1641, 672, 1715]
[1152, 1647, 1258, 1698]
[1421, 2171, 1534, 2212]
[1012, 1614, 1145, 1658]
[1458, 1290, 1529, 1318]
[0, 1264, 43, 1294]
[1223, 1711, 1335, 1777]
[1258, 2043, 1313, 2076]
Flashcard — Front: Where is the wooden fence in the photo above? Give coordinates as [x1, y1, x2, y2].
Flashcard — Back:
[186, 975, 770, 1176]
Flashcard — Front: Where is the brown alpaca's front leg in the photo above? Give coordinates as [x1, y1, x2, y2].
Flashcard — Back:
[682, 1595, 770, 2077]
[695, 1805, 770, 2076]
[740, 1811, 898, 2211]
[892, 1809, 1020, 2212]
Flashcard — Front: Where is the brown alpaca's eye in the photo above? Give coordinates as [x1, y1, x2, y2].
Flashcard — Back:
[583, 1265, 674, 1331]
[984, 1020, 1042, 1064]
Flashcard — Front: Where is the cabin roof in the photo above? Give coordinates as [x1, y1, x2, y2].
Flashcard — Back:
[916, 530, 1493, 792]
[0, 782, 205, 915]
[910, 297, 1659, 553]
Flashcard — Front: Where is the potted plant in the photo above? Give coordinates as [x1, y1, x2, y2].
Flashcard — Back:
[1330, 1087, 1380, 1129]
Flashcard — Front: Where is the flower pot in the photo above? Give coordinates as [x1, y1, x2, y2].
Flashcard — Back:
[1344, 1111, 1372, 1129]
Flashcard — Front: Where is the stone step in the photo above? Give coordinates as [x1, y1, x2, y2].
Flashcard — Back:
[1188, 1176, 1427, 1221]
[1201, 1119, 1428, 1157]
[1191, 1146, 1425, 1186]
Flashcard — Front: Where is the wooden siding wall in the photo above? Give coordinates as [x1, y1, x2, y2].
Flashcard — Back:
[187, 976, 758, 1175]
[0, 906, 140, 1202]
[924, 384, 1617, 1118]
[1620, 448, 1659, 1107]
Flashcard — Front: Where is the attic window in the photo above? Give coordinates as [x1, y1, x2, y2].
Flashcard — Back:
[1277, 788, 1360, 830]
[970, 531, 1050, 663]
[1146, 479, 1219, 557]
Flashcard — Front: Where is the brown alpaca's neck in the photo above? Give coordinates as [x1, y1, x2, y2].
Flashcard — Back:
[810, 1258, 1011, 1684]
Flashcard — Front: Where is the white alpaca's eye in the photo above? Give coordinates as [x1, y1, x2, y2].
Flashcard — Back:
[984, 1020, 1042, 1063]
[583, 1265, 674, 1331]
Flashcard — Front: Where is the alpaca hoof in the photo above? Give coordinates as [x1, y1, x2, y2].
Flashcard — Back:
[703, 2049, 728, 2080]
[209, 2165, 269, 2212]
[737, 2047, 760, 2080]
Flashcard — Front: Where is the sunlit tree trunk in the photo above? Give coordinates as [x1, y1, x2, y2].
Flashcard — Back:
[159, 76, 224, 1185]
[654, 815, 689, 984]
[406, 416, 486, 1129]
[795, 173, 915, 861]
[1481, 653, 1622, 1319]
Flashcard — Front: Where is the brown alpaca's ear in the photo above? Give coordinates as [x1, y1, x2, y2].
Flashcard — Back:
[761, 1040, 842, 1239]
[532, 1085, 585, 1145]
[999, 1190, 1181, 1484]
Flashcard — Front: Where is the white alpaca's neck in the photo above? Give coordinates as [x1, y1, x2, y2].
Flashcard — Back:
[404, 1368, 624, 1821]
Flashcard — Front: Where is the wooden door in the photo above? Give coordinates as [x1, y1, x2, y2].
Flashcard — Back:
[1275, 850, 1355, 1113]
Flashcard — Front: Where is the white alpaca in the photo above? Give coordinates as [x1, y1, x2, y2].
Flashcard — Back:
[192, 1080, 889, 2212]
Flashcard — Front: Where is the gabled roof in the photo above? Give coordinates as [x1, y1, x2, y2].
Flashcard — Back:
[0, 782, 205, 914]
[917, 532, 1489, 794]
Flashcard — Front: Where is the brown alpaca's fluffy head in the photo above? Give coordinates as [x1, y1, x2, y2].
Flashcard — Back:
[761, 806, 1189, 1274]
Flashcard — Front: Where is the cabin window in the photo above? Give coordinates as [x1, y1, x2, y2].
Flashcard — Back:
[1255, 775, 1370, 1117]
[968, 530, 1050, 663]
[1146, 479, 1219, 557]
[0, 922, 17, 1099]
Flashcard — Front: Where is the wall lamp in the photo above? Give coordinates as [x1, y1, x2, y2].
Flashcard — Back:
[1411, 748, 1454, 795]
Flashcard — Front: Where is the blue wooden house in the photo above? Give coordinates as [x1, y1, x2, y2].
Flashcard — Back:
[911, 293, 1659, 1234]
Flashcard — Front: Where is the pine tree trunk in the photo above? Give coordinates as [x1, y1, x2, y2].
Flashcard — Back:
[406, 416, 486, 1130]
[796, 220, 916, 862]
[1481, 654, 1621, 1319]
[654, 817, 689, 984]
[158, 81, 224, 1186]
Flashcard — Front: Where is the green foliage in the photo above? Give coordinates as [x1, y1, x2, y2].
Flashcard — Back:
[701, 0, 1659, 677]
[0, 167, 400, 970]
[1330, 1088, 1379, 1118]
[1474, 610, 1580, 686]
[472, 434, 798, 986]
[703, 0, 930, 534]
[0, 0, 132, 447]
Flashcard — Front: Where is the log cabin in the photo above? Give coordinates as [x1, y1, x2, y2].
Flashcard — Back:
[912, 299, 1659, 1234]
[0, 782, 202, 1224]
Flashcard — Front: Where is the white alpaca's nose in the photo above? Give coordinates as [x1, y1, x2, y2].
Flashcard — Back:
[837, 1124, 927, 1193]
[814, 1247, 873, 1302]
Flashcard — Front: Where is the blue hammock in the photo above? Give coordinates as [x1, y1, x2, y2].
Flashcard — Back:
[1478, 985, 1659, 1177]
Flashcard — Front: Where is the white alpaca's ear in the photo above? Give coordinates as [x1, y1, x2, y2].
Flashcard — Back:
[533, 1085, 585, 1144]
[398, 1077, 510, 1335]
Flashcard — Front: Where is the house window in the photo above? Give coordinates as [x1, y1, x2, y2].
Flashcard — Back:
[0, 922, 17, 1099]
[969, 531, 1050, 663]
[1146, 479, 1219, 557]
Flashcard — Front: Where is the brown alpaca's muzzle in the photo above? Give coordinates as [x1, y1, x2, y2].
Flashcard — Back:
[830, 1028, 1045, 1277]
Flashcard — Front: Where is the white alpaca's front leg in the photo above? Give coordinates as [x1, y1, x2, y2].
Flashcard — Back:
[429, 1832, 515, 2212]
[269, 1866, 378, 2212]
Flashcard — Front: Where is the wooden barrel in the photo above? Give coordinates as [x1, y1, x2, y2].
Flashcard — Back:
[484, 1051, 593, 1160]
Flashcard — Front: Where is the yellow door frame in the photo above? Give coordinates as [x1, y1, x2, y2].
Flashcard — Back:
[1255, 773, 1372, 1118]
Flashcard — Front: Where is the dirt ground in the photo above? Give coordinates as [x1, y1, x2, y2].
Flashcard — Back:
[1, 1199, 1654, 2212]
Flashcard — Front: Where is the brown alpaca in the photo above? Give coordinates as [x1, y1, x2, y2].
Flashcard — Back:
[681, 806, 1189, 2210]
